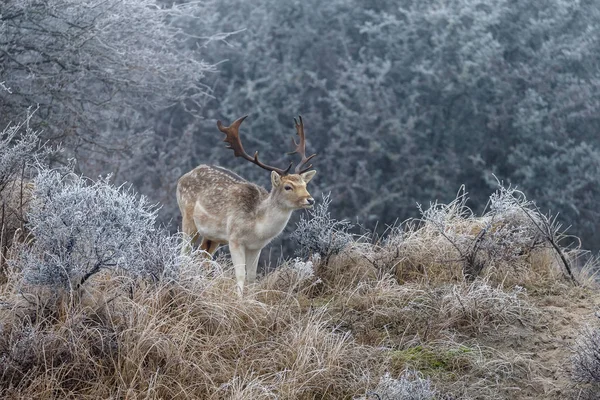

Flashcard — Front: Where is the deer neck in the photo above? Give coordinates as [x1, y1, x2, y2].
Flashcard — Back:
[253, 192, 293, 241]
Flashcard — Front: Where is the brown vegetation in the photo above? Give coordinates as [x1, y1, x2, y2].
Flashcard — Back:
[0, 179, 598, 399]
[0, 206, 597, 399]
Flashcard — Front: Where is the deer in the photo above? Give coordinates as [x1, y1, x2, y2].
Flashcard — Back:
[176, 115, 317, 294]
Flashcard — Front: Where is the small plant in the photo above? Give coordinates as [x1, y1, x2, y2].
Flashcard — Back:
[572, 317, 600, 397]
[291, 193, 354, 260]
[289, 258, 316, 280]
[362, 370, 437, 400]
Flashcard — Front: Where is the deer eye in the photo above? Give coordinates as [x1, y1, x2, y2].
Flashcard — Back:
[284, 185, 293, 191]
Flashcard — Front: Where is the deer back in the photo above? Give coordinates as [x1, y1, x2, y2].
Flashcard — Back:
[176, 165, 268, 221]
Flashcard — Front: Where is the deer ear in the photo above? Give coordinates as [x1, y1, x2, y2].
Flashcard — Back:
[271, 171, 282, 187]
[300, 170, 316, 183]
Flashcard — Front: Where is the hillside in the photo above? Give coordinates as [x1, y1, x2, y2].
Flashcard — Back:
[1, 173, 599, 399]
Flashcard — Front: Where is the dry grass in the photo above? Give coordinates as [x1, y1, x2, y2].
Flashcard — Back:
[0, 264, 382, 399]
[0, 188, 595, 399]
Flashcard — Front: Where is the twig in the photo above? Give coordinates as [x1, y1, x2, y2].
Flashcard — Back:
[516, 203, 578, 285]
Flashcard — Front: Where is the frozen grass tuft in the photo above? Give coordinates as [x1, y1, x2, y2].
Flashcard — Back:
[434, 280, 534, 334]
[359, 370, 437, 400]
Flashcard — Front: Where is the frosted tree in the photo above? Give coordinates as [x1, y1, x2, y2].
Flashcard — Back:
[0, 0, 224, 179]
[183, 0, 600, 251]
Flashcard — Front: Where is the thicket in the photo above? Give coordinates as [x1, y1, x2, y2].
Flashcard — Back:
[168, 0, 600, 252]
[3, 0, 599, 253]
[0, 0, 223, 195]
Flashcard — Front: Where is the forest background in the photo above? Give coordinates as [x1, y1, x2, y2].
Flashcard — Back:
[2, 0, 599, 258]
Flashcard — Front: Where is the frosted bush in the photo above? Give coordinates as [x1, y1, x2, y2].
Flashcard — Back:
[16, 168, 182, 289]
[361, 370, 436, 400]
[290, 258, 316, 280]
[418, 183, 558, 279]
[572, 319, 600, 389]
[291, 193, 354, 259]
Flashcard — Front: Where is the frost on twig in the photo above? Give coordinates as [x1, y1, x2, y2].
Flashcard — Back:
[0, 82, 12, 94]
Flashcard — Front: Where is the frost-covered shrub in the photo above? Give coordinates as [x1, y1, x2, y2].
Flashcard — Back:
[15, 168, 182, 289]
[418, 183, 568, 280]
[572, 319, 600, 393]
[291, 193, 354, 259]
[362, 370, 436, 400]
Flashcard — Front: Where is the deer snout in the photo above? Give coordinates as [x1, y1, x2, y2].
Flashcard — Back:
[307, 198, 315, 205]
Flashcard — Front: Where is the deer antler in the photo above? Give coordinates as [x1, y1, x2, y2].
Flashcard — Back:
[217, 115, 293, 176]
[289, 116, 317, 174]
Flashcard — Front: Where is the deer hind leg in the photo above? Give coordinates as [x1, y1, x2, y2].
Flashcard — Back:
[200, 238, 221, 258]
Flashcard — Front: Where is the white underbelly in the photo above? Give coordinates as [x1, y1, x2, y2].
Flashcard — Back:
[193, 203, 228, 242]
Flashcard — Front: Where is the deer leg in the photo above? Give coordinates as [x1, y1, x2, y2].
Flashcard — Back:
[199, 239, 221, 258]
[207, 240, 221, 257]
[245, 249, 261, 284]
[199, 238, 213, 258]
[229, 241, 246, 295]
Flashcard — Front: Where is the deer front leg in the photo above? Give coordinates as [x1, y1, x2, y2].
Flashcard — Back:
[181, 216, 199, 256]
[229, 241, 246, 295]
[245, 248, 261, 284]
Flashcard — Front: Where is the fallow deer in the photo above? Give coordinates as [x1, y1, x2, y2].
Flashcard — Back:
[176, 115, 317, 293]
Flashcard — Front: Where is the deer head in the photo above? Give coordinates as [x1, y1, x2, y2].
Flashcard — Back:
[216, 115, 317, 209]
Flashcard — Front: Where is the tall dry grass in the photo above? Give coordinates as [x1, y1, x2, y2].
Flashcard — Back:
[0, 239, 555, 400]
[0, 262, 382, 399]
[0, 183, 590, 399]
